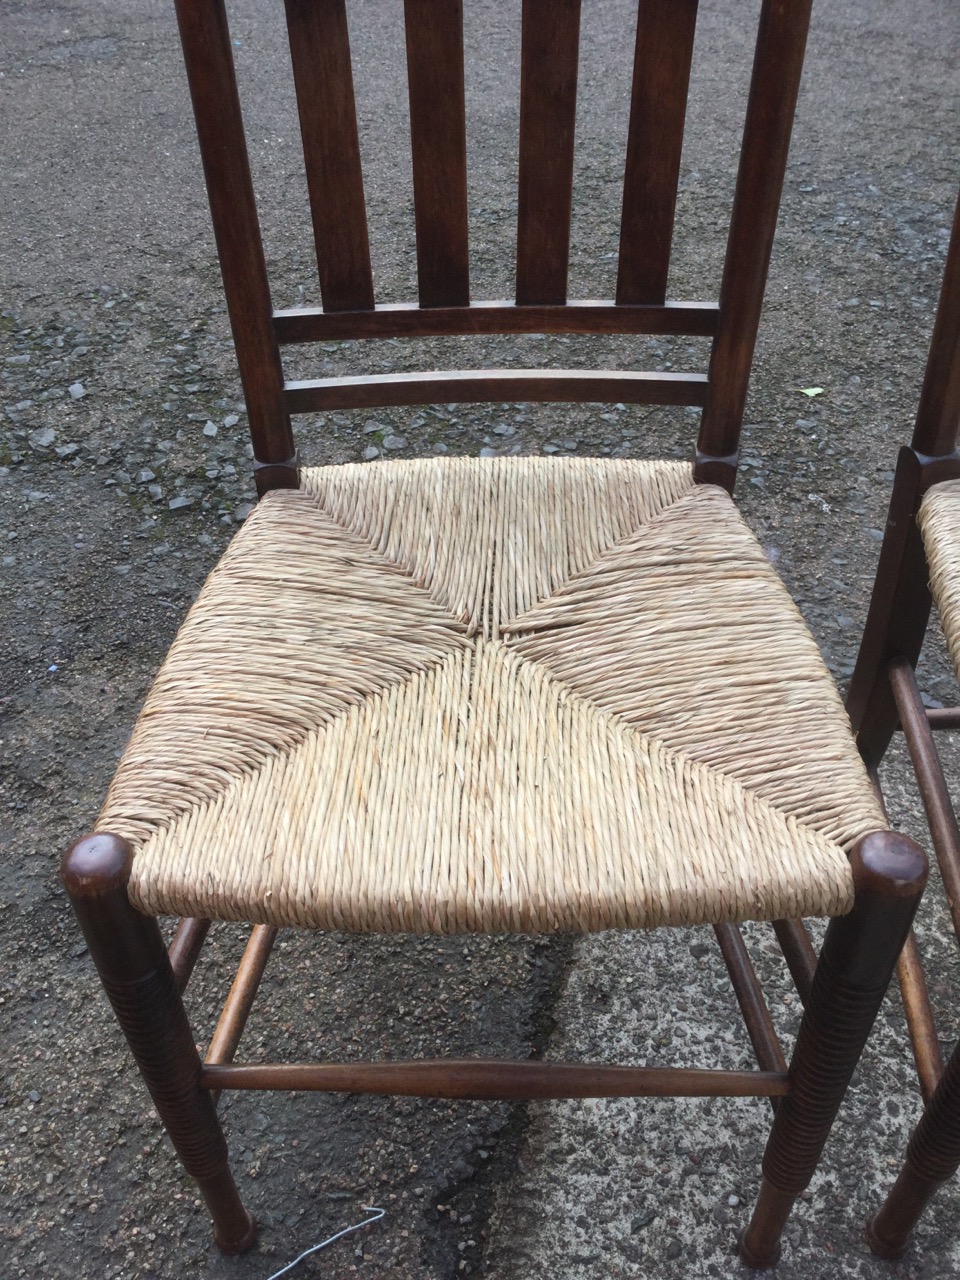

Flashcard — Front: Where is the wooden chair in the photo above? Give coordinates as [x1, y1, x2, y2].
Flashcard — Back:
[61, 0, 928, 1268]
[845, 188, 960, 1259]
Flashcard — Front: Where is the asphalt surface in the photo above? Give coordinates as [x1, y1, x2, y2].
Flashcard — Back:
[2, 1, 960, 1277]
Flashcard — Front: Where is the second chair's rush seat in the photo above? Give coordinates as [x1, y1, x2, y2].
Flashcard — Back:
[99, 457, 882, 935]
[919, 479, 960, 681]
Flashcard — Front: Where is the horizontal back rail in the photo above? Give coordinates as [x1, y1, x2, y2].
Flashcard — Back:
[285, 368, 708, 413]
[274, 300, 719, 343]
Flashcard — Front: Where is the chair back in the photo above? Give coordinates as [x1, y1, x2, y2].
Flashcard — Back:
[173, 0, 814, 493]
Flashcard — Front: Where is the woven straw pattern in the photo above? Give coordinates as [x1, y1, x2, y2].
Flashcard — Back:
[920, 480, 960, 681]
[302, 457, 692, 638]
[98, 457, 879, 933]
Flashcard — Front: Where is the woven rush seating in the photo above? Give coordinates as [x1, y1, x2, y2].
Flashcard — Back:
[100, 456, 881, 934]
[919, 480, 960, 681]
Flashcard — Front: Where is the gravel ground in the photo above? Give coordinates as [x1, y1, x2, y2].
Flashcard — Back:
[2, 1, 960, 1277]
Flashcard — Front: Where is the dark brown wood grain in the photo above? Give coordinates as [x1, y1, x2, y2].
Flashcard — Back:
[698, 0, 813, 462]
[284, 368, 708, 412]
[714, 923, 787, 1116]
[284, 0, 375, 312]
[201, 1060, 790, 1100]
[273, 299, 719, 343]
[515, 0, 581, 305]
[403, 0, 470, 307]
[771, 919, 817, 1006]
[168, 917, 211, 994]
[847, 447, 960, 766]
[889, 658, 960, 938]
[173, 0, 293, 467]
[62, 834, 256, 1254]
[206, 926, 278, 1068]
[740, 831, 927, 1267]
[896, 932, 944, 1105]
[926, 707, 960, 730]
[868, 1040, 960, 1258]
[617, 0, 699, 305]
[912, 188, 960, 457]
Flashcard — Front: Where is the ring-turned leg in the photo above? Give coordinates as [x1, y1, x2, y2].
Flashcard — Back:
[61, 832, 256, 1253]
[740, 831, 927, 1268]
[867, 1041, 960, 1258]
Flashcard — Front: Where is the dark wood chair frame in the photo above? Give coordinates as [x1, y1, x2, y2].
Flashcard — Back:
[61, 0, 930, 1268]
[841, 189, 960, 1259]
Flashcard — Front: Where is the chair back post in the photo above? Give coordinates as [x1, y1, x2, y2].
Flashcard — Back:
[847, 189, 960, 764]
[173, 0, 297, 493]
[695, 0, 813, 493]
[911, 190, 960, 460]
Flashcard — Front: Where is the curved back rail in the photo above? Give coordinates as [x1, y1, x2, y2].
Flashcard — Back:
[172, 0, 814, 494]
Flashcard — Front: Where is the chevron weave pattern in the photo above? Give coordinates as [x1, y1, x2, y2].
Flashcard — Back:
[99, 457, 882, 932]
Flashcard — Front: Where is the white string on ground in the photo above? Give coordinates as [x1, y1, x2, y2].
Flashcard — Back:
[263, 1206, 386, 1279]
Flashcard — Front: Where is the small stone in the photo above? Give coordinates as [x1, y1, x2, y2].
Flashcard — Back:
[136, 469, 156, 484]
[382, 434, 407, 451]
[68, 382, 86, 400]
[28, 1091, 41, 1104]
[493, 424, 516, 436]
[433, 442, 450, 454]
[363, 446, 380, 461]
[665, 1239, 682, 1260]
[116, 471, 132, 485]
[559, 438, 578, 450]
[6, 353, 30, 365]
[147, 484, 164, 501]
[55, 443, 80, 458]
[203, 420, 218, 438]
[479, 447, 497, 457]
[542, 443, 560, 454]
[233, 502, 254, 522]
[222, 413, 240, 428]
[363, 419, 385, 434]
[28, 428, 56, 449]
[168, 495, 193, 511]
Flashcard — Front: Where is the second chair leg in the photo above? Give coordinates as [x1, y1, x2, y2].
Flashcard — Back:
[61, 832, 256, 1253]
[867, 1041, 960, 1258]
[739, 831, 927, 1268]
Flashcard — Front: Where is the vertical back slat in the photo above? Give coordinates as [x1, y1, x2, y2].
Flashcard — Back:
[616, 0, 699, 306]
[697, 0, 813, 465]
[284, 0, 375, 312]
[403, 0, 470, 307]
[173, 0, 293, 468]
[515, 0, 581, 306]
